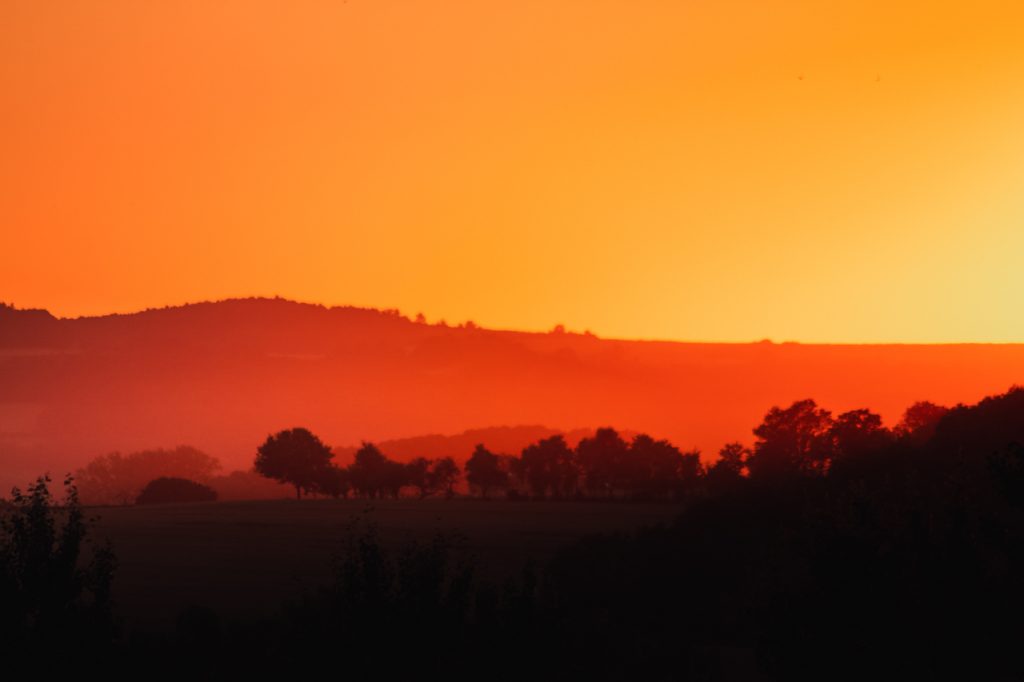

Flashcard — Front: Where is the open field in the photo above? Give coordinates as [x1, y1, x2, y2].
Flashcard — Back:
[91, 498, 682, 633]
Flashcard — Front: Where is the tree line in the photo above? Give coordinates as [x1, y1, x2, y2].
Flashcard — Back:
[254, 398, 950, 501]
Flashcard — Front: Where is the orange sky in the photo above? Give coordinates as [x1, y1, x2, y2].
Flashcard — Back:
[2, 1, 1024, 342]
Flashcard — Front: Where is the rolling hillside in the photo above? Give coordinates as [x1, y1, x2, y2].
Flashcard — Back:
[4, 297, 1024, 490]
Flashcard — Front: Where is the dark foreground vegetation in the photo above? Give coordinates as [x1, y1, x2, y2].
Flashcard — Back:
[92, 498, 680, 633]
[7, 387, 1024, 679]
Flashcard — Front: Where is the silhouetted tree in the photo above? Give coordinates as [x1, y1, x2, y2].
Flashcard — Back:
[406, 457, 438, 498]
[747, 399, 833, 480]
[316, 466, 351, 499]
[465, 444, 509, 499]
[254, 428, 335, 499]
[577, 428, 629, 497]
[347, 443, 391, 499]
[927, 387, 1024, 484]
[676, 448, 704, 498]
[825, 409, 892, 469]
[706, 442, 748, 494]
[626, 434, 698, 499]
[894, 400, 950, 445]
[498, 454, 528, 496]
[136, 477, 217, 505]
[380, 460, 410, 499]
[430, 458, 460, 499]
[521, 435, 577, 498]
[551, 438, 580, 498]
[340, 445, 411, 498]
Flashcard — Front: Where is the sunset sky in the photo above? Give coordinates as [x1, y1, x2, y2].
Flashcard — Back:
[2, 1, 1023, 342]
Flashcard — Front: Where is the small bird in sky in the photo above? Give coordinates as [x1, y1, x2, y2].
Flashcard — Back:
[797, 74, 804, 81]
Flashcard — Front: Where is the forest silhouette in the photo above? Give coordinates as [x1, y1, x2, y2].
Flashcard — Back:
[5, 386, 1024, 679]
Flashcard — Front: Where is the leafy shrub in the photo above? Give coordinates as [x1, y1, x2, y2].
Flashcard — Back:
[0, 475, 117, 657]
[136, 477, 218, 505]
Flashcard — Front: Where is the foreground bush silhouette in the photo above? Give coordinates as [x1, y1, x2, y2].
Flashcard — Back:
[0, 475, 117, 658]
[136, 477, 218, 505]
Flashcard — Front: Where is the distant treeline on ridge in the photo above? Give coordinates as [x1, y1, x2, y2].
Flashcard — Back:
[250, 397, 948, 501]
[70, 393, 954, 505]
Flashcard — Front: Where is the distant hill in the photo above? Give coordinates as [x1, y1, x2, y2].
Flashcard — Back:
[3, 297, 1024, 491]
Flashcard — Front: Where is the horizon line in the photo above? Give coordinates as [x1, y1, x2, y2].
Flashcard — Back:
[4, 295, 1024, 347]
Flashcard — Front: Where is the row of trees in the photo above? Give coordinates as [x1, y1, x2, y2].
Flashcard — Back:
[743, 398, 948, 480]
[254, 429, 460, 499]
[253, 399, 949, 500]
[62, 399, 948, 505]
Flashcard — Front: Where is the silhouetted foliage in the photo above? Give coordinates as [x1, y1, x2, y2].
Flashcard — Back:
[0, 475, 116, 658]
[894, 399, 949, 444]
[627, 434, 700, 499]
[404, 457, 435, 498]
[747, 399, 833, 480]
[576, 427, 629, 497]
[347, 442, 405, 498]
[497, 454, 527, 494]
[75, 446, 221, 505]
[931, 386, 1024, 459]
[254, 428, 336, 499]
[520, 435, 577, 499]
[464, 444, 509, 498]
[827, 408, 890, 459]
[706, 441, 748, 495]
[430, 457, 460, 498]
[315, 465, 351, 499]
[136, 477, 217, 505]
